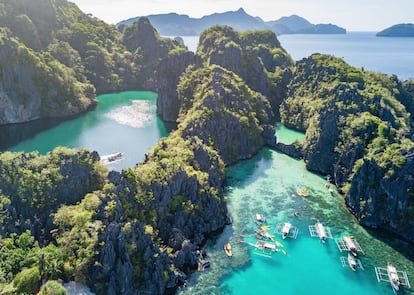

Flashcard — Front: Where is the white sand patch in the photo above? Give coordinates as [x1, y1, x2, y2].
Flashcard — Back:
[106, 100, 155, 128]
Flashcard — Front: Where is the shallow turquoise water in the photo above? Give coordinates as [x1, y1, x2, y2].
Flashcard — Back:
[179, 132, 414, 295]
[2, 91, 168, 170]
[275, 123, 305, 144]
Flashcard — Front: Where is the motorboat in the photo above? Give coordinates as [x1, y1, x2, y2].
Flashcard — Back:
[224, 243, 232, 257]
[281, 222, 292, 239]
[100, 152, 123, 164]
[315, 222, 327, 243]
[347, 253, 357, 271]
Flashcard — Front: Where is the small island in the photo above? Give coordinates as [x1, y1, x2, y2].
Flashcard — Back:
[376, 23, 414, 37]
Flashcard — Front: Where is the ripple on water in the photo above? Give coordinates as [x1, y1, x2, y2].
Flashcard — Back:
[106, 100, 155, 128]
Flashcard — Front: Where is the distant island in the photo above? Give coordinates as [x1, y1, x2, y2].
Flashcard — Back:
[377, 23, 414, 37]
[117, 8, 346, 36]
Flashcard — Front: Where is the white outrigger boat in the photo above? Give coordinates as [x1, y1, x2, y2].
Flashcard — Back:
[238, 239, 286, 257]
[309, 221, 332, 243]
[340, 253, 364, 271]
[335, 235, 364, 256]
[375, 264, 411, 293]
[100, 152, 123, 165]
[275, 222, 299, 240]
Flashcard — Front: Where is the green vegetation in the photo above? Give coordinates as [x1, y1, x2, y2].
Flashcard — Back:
[281, 53, 414, 224]
[197, 25, 293, 111]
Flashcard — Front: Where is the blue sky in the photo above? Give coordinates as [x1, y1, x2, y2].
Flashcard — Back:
[70, 0, 414, 31]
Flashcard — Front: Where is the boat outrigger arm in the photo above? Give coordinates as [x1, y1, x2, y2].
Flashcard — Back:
[375, 265, 411, 293]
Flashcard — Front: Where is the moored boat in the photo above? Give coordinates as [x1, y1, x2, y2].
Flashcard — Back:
[281, 222, 292, 239]
[224, 243, 232, 257]
[343, 236, 358, 257]
[315, 222, 327, 243]
[347, 253, 357, 271]
[387, 264, 401, 291]
[100, 152, 123, 164]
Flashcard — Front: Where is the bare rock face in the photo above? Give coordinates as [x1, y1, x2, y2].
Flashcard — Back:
[0, 29, 96, 124]
[345, 153, 414, 243]
[156, 51, 202, 122]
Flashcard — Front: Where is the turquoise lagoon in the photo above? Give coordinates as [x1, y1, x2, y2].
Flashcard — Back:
[179, 128, 414, 295]
[1, 91, 168, 171]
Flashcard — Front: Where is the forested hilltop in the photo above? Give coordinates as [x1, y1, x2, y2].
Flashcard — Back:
[0, 0, 184, 124]
[0, 0, 414, 294]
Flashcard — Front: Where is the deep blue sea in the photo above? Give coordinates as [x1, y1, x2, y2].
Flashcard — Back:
[179, 32, 414, 80]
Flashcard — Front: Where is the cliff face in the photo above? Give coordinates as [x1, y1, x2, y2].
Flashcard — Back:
[0, 28, 96, 124]
[156, 51, 202, 122]
[346, 155, 414, 242]
[280, 53, 414, 241]
[121, 17, 185, 90]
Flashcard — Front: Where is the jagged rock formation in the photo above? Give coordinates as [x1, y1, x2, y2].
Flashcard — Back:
[280, 53, 414, 242]
[346, 154, 414, 241]
[0, 148, 105, 240]
[121, 17, 184, 90]
[197, 25, 293, 113]
[177, 65, 275, 165]
[156, 51, 202, 122]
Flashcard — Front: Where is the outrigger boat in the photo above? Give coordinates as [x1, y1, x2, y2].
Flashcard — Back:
[275, 222, 299, 240]
[224, 243, 232, 257]
[375, 264, 411, 293]
[340, 253, 364, 271]
[309, 221, 333, 243]
[281, 222, 291, 239]
[388, 265, 401, 291]
[335, 235, 364, 256]
[238, 239, 286, 257]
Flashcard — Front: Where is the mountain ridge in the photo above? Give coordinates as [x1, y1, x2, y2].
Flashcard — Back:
[117, 8, 346, 36]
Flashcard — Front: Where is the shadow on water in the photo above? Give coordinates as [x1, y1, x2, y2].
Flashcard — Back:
[0, 113, 87, 152]
[365, 227, 414, 262]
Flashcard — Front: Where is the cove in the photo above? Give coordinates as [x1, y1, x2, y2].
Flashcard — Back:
[179, 128, 414, 295]
[0, 91, 168, 170]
